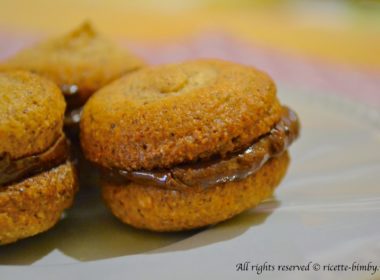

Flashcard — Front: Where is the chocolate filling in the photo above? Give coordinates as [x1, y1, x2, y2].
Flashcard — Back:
[61, 84, 82, 110]
[62, 83, 84, 137]
[104, 106, 300, 190]
[64, 106, 83, 138]
[0, 135, 69, 186]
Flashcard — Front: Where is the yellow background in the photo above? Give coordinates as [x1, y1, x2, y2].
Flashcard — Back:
[0, 0, 379, 69]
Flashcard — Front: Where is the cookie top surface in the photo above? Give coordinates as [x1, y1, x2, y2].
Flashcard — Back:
[0, 71, 65, 159]
[0, 22, 145, 108]
[81, 59, 283, 170]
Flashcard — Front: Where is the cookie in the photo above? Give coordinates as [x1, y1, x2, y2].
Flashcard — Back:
[0, 22, 145, 136]
[80, 59, 300, 231]
[0, 71, 77, 244]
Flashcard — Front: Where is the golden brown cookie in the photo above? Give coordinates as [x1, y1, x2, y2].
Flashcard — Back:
[0, 162, 77, 245]
[0, 22, 145, 137]
[0, 71, 77, 245]
[80, 59, 300, 231]
[1, 22, 144, 109]
[0, 71, 65, 160]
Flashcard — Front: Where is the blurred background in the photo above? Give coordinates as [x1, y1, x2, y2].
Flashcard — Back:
[0, 0, 379, 107]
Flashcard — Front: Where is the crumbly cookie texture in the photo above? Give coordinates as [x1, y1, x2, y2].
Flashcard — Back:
[0, 71, 65, 159]
[81, 59, 282, 170]
[0, 161, 77, 245]
[102, 152, 289, 231]
[0, 22, 145, 108]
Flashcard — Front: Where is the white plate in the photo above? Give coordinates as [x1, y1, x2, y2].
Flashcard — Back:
[0, 87, 379, 280]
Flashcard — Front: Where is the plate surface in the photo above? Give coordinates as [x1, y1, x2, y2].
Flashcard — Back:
[0, 86, 379, 280]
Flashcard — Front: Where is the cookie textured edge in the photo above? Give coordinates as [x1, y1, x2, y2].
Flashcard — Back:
[0, 161, 78, 245]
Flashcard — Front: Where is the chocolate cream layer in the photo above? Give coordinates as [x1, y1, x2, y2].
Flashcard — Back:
[61, 84, 85, 110]
[104, 106, 300, 190]
[0, 135, 69, 186]
[62, 84, 84, 137]
[64, 106, 83, 138]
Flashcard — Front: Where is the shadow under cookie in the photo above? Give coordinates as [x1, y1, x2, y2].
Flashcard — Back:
[0, 185, 279, 264]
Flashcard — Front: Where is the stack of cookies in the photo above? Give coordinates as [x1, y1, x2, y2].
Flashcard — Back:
[0, 22, 300, 244]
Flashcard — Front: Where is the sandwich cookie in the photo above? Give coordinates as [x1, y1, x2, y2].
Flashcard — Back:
[0, 22, 145, 137]
[80, 59, 300, 231]
[0, 71, 77, 244]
